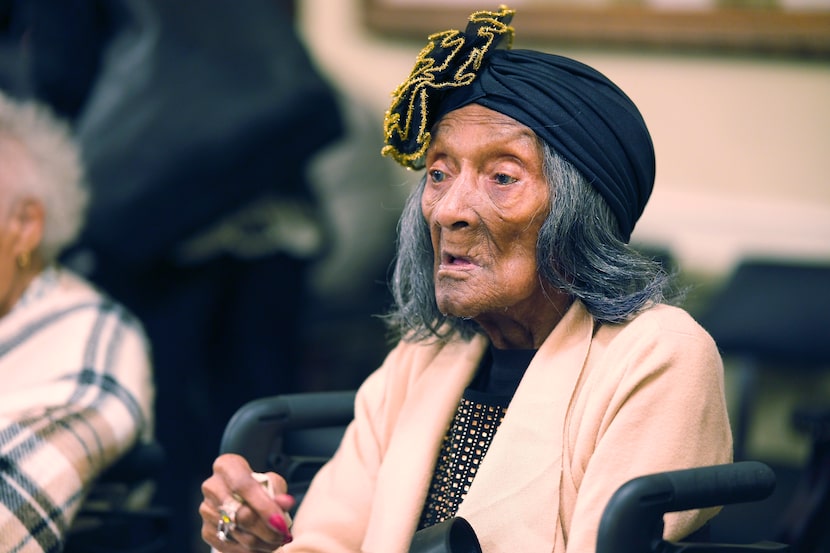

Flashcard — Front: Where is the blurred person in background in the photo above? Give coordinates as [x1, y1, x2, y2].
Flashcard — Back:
[0, 90, 153, 552]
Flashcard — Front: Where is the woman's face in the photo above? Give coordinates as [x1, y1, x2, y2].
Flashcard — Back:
[0, 180, 25, 316]
[0, 138, 43, 317]
[422, 104, 561, 347]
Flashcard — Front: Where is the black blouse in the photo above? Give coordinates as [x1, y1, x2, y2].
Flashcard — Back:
[418, 346, 537, 529]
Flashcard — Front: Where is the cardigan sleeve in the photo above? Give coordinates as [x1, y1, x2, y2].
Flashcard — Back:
[561, 306, 733, 552]
[286, 341, 410, 552]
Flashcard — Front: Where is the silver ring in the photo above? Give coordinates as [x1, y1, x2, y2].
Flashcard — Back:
[216, 496, 243, 542]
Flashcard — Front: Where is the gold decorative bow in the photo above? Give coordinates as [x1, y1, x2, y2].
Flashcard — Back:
[382, 6, 515, 170]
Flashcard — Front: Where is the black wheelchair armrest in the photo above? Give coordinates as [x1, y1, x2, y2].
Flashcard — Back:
[219, 390, 356, 504]
[410, 517, 482, 553]
[597, 461, 789, 553]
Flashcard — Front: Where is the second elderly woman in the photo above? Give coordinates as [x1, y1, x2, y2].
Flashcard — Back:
[0, 90, 154, 553]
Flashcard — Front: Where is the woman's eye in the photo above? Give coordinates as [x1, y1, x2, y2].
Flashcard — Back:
[494, 173, 518, 185]
[429, 169, 446, 183]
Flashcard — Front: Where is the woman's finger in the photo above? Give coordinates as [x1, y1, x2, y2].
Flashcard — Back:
[200, 455, 294, 548]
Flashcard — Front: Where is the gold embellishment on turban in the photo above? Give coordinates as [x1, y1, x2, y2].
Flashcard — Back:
[381, 6, 515, 170]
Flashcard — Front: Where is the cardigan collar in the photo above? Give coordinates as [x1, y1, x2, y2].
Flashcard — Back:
[457, 301, 595, 552]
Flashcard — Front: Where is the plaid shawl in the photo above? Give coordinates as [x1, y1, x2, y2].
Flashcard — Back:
[0, 266, 154, 553]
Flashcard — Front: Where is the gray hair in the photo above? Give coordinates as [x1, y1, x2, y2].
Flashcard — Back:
[385, 142, 674, 344]
[0, 92, 88, 262]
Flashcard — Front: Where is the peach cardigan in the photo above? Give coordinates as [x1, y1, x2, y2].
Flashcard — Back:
[287, 301, 733, 553]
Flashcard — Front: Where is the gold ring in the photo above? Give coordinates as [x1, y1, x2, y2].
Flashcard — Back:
[216, 496, 243, 542]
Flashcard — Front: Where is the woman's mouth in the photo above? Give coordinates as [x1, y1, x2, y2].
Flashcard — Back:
[440, 252, 476, 270]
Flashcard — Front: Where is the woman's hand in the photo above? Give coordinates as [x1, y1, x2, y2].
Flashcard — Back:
[200, 453, 295, 551]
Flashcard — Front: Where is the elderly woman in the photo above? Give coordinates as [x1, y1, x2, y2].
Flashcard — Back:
[200, 7, 732, 553]
[0, 91, 154, 552]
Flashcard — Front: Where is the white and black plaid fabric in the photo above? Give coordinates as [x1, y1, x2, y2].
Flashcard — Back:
[0, 267, 153, 553]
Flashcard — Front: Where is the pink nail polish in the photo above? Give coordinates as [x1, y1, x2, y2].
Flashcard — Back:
[269, 513, 290, 536]
[275, 493, 296, 510]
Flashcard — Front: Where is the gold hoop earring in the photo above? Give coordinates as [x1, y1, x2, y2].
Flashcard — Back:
[17, 251, 30, 269]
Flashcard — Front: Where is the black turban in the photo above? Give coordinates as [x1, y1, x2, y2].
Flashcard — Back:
[382, 7, 655, 241]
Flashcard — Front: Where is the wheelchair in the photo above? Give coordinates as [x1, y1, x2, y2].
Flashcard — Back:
[218, 391, 809, 553]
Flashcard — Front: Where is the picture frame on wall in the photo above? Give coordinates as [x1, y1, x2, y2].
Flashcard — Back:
[362, 0, 830, 58]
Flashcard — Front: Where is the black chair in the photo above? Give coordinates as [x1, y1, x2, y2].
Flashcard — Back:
[697, 257, 830, 552]
[64, 440, 170, 553]
[219, 392, 794, 553]
[697, 257, 830, 461]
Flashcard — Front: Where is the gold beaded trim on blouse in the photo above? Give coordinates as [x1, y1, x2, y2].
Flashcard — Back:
[418, 395, 508, 528]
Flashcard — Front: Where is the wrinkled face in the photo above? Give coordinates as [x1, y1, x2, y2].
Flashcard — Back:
[421, 104, 551, 327]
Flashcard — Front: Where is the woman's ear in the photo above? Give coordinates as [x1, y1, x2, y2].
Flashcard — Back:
[13, 198, 45, 257]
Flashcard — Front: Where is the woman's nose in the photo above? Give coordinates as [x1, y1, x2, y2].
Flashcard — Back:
[431, 173, 477, 230]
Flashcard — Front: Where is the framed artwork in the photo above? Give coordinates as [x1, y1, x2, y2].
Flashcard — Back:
[362, 0, 830, 58]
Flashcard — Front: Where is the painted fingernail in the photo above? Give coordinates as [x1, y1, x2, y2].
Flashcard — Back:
[268, 513, 291, 538]
[275, 493, 296, 509]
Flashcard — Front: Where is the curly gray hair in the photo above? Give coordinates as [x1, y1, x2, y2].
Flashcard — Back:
[0, 92, 88, 262]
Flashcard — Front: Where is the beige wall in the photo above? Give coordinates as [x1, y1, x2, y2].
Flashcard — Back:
[299, 0, 830, 278]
